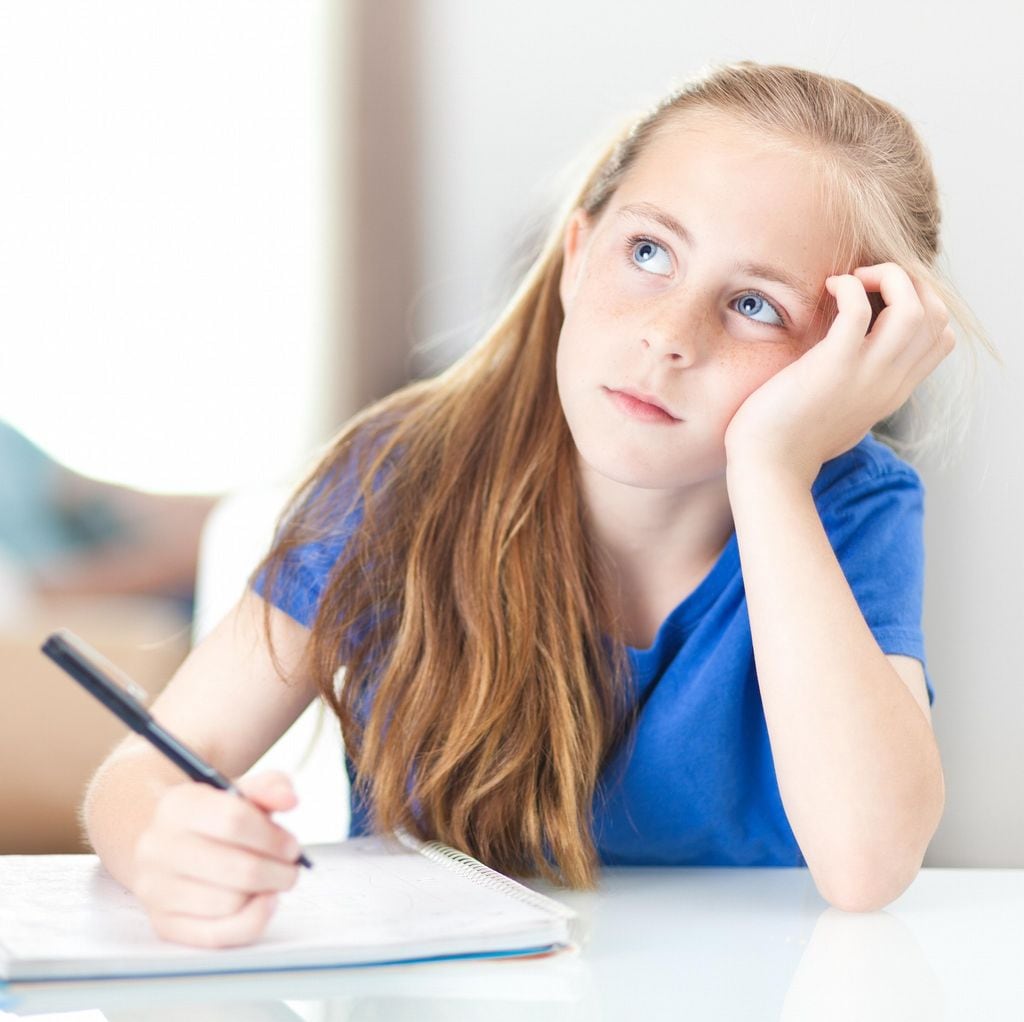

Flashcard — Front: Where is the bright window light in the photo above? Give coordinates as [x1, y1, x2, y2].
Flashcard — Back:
[0, 1, 335, 493]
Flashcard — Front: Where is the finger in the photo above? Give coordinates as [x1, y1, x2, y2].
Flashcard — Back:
[161, 785, 300, 863]
[849, 263, 924, 340]
[149, 892, 279, 949]
[908, 277, 954, 348]
[166, 831, 300, 893]
[135, 871, 250, 918]
[894, 322, 957, 401]
[854, 265, 952, 371]
[236, 771, 300, 814]
[894, 308, 956, 385]
[823, 274, 873, 345]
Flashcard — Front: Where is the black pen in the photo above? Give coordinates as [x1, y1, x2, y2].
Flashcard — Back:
[41, 628, 313, 869]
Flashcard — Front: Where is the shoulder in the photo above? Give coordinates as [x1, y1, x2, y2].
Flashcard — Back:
[292, 418, 401, 523]
[811, 433, 923, 515]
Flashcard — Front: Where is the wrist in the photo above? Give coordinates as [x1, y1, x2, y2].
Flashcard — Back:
[725, 444, 819, 495]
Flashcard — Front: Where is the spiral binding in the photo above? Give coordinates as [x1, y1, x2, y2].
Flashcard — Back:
[395, 830, 579, 933]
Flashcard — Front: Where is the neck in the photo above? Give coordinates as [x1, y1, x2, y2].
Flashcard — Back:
[580, 460, 734, 564]
[578, 458, 736, 646]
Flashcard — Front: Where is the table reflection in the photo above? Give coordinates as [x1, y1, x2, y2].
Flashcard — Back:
[5, 867, 1001, 1021]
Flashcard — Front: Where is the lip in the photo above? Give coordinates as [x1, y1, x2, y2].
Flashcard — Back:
[604, 386, 681, 423]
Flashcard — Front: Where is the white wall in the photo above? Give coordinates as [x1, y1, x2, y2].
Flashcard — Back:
[410, 1, 1024, 866]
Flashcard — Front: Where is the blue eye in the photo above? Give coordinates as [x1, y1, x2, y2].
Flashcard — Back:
[624, 232, 787, 330]
[627, 236, 672, 275]
[734, 291, 785, 328]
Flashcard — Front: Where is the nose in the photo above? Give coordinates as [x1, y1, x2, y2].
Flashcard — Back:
[638, 290, 708, 365]
[640, 336, 689, 362]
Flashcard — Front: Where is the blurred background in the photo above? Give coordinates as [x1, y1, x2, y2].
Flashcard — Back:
[0, 2, 1020, 867]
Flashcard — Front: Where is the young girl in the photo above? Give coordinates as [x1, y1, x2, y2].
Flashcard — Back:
[84, 60, 992, 948]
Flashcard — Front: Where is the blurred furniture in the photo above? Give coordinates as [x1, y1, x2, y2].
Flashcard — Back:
[192, 485, 350, 844]
[0, 594, 190, 853]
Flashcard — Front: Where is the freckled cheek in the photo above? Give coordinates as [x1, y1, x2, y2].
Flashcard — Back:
[560, 292, 633, 368]
[715, 345, 797, 420]
[576, 291, 632, 338]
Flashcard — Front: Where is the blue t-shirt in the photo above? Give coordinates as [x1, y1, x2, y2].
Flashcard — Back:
[253, 432, 931, 869]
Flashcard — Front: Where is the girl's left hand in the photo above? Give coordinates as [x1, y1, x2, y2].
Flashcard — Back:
[723, 263, 956, 488]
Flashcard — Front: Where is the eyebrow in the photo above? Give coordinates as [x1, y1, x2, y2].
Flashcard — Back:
[616, 202, 820, 313]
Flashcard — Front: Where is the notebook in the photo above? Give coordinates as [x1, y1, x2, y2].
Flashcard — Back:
[0, 833, 580, 982]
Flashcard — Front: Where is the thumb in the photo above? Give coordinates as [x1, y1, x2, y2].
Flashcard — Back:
[235, 770, 299, 814]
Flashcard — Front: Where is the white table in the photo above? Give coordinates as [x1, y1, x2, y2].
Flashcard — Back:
[3, 866, 1022, 1019]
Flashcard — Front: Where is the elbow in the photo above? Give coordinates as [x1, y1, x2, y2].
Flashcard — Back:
[811, 779, 946, 913]
[817, 875, 912, 914]
[811, 851, 927, 913]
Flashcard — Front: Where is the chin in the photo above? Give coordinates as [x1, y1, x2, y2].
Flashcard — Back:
[572, 430, 726, 492]
[574, 438, 681, 490]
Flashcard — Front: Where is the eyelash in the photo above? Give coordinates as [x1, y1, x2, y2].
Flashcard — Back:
[622, 232, 787, 330]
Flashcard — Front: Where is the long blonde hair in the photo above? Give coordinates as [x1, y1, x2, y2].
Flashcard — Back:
[251, 60, 994, 888]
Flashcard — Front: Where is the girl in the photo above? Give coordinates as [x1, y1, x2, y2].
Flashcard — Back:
[84, 60, 992, 949]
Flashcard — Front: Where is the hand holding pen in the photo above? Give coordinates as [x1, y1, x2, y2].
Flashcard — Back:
[42, 629, 313, 948]
[134, 769, 305, 946]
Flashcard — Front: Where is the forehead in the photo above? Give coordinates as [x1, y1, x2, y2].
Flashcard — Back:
[619, 109, 820, 204]
[606, 111, 840, 285]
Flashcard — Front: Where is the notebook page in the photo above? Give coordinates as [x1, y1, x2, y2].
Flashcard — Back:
[0, 835, 572, 974]
[263, 837, 567, 949]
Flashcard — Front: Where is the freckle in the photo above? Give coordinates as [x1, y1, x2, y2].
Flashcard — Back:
[718, 341, 789, 377]
[594, 293, 630, 319]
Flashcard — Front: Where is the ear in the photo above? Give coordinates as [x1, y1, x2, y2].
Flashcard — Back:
[558, 208, 593, 312]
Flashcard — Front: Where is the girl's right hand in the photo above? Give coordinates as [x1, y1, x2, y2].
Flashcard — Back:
[131, 770, 303, 948]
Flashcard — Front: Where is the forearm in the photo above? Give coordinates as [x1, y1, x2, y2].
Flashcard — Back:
[82, 740, 188, 890]
[725, 458, 944, 911]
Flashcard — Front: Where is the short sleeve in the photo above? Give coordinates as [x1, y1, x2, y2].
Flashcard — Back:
[816, 466, 934, 705]
[251, 465, 365, 630]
